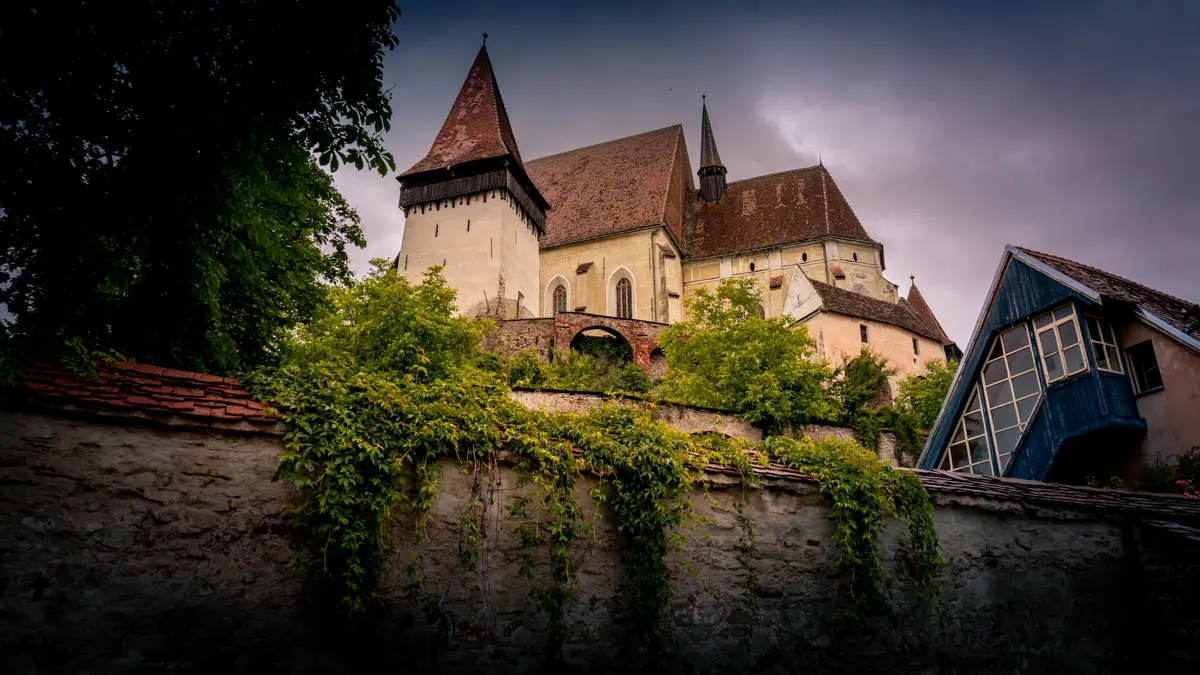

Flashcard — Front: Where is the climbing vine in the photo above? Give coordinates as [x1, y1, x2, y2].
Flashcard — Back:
[249, 263, 943, 661]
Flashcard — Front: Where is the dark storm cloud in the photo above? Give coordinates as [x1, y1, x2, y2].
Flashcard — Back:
[333, 0, 1200, 343]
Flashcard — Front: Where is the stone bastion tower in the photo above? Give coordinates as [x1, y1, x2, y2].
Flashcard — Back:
[395, 41, 549, 319]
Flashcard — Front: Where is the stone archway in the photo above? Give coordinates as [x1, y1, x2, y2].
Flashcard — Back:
[551, 312, 669, 374]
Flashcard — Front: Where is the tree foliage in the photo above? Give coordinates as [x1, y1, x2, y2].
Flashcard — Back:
[0, 1, 401, 372]
[896, 359, 958, 432]
[830, 349, 897, 423]
[657, 278, 838, 431]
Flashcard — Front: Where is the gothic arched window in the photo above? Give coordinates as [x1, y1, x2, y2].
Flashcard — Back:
[757, 304, 766, 319]
[553, 284, 567, 314]
[616, 278, 632, 319]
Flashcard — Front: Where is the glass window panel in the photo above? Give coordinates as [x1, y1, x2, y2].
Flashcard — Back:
[974, 461, 994, 477]
[964, 412, 986, 438]
[939, 452, 951, 470]
[1053, 306, 1073, 321]
[951, 425, 966, 445]
[1017, 395, 1039, 424]
[1059, 319, 1079, 347]
[1001, 326, 1029, 353]
[986, 381, 1012, 406]
[1105, 322, 1118, 343]
[1044, 353, 1063, 381]
[983, 359, 1008, 385]
[994, 427, 1020, 455]
[1039, 329, 1058, 355]
[969, 437, 990, 464]
[988, 341, 1003, 360]
[1007, 348, 1034, 375]
[965, 390, 981, 413]
[1105, 346, 1121, 371]
[1086, 317, 1100, 338]
[1034, 313, 1053, 328]
[1094, 348, 1109, 371]
[1064, 345, 1086, 373]
[991, 403, 1018, 430]
[1011, 371, 1039, 399]
[953, 445, 970, 469]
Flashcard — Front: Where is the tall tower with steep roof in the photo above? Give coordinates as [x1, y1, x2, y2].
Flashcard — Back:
[396, 41, 549, 318]
[697, 97, 727, 203]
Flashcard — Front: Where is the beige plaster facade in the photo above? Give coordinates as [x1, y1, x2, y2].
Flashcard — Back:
[806, 310, 945, 396]
[1116, 320, 1200, 464]
[539, 226, 683, 323]
[398, 190, 541, 318]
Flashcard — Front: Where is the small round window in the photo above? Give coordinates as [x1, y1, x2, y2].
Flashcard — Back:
[852, 252, 858, 262]
[802, 252, 808, 262]
[749, 262, 756, 271]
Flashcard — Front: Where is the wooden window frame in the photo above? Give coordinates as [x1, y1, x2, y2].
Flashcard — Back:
[981, 324, 1041, 473]
[1126, 340, 1164, 395]
[860, 324, 869, 344]
[1033, 304, 1089, 384]
[912, 337, 920, 356]
[940, 385, 994, 475]
[1085, 315, 1124, 374]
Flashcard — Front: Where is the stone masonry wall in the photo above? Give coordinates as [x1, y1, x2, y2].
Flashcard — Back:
[2, 407, 1198, 674]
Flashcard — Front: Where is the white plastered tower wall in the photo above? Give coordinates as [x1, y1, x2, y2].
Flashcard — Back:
[398, 189, 541, 319]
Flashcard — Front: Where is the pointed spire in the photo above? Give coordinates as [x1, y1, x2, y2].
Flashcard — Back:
[697, 95, 728, 203]
[400, 43, 524, 177]
[905, 279, 950, 343]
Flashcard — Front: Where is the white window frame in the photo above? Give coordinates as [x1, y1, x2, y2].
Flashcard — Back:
[1034, 304, 1089, 384]
[1085, 315, 1124, 374]
[981, 324, 1041, 473]
[1127, 340, 1164, 394]
[939, 385, 994, 475]
[860, 324, 869, 344]
[607, 267, 636, 319]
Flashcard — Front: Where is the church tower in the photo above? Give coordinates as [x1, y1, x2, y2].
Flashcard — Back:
[396, 40, 549, 318]
[697, 97, 727, 203]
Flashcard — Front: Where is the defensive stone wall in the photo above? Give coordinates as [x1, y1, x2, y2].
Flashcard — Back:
[3, 381, 1200, 673]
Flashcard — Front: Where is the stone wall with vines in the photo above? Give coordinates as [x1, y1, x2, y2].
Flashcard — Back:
[4, 406, 1198, 674]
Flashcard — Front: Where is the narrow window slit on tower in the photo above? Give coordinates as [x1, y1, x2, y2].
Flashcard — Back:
[404, 255, 408, 270]
[435, 223, 439, 237]
[467, 219, 470, 232]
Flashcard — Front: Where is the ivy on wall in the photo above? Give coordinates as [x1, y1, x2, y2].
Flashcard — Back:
[249, 262, 943, 663]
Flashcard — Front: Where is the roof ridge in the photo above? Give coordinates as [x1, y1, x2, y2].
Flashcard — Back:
[725, 164, 823, 187]
[1017, 246, 1196, 309]
[527, 124, 683, 164]
[658, 126, 683, 224]
[484, 47, 517, 162]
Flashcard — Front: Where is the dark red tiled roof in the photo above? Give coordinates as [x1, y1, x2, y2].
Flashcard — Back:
[10, 361, 280, 431]
[812, 280, 942, 341]
[526, 126, 685, 249]
[769, 275, 783, 290]
[1018, 247, 1199, 340]
[903, 283, 951, 343]
[401, 46, 524, 177]
[684, 165, 876, 260]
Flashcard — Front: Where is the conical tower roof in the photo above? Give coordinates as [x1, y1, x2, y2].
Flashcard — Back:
[699, 100, 724, 169]
[401, 45, 524, 176]
[906, 279, 951, 343]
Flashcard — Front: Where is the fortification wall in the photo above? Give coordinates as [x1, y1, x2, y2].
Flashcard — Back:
[3, 402, 1198, 674]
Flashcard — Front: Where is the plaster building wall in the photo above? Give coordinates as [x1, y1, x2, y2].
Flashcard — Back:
[807, 311, 945, 395]
[399, 190, 540, 319]
[1116, 319, 1200, 465]
[539, 229, 663, 321]
[2, 405, 1198, 674]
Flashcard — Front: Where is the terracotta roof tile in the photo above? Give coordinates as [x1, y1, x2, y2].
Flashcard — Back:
[684, 165, 876, 260]
[769, 275, 783, 289]
[8, 361, 281, 431]
[902, 283, 951, 343]
[812, 280, 942, 341]
[1017, 247, 1199, 340]
[526, 126, 685, 249]
[401, 46, 523, 177]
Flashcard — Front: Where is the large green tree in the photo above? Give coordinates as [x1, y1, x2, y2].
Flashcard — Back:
[656, 278, 838, 431]
[896, 359, 958, 432]
[0, 1, 400, 372]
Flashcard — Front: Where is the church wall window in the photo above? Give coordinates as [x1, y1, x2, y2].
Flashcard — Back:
[757, 304, 766, 319]
[913, 337, 920, 356]
[802, 252, 808, 262]
[981, 324, 1041, 472]
[1034, 304, 1088, 383]
[860, 324, 869, 344]
[553, 284, 567, 314]
[616, 278, 632, 319]
[940, 386, 994, 475]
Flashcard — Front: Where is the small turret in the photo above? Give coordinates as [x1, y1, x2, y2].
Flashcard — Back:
[697, 96, 727, 203]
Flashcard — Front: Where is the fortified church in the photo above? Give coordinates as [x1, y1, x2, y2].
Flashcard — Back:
[395, 43, 959, 388]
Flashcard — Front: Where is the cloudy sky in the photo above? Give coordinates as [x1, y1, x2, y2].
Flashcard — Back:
[332, 0, 1200, 344]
